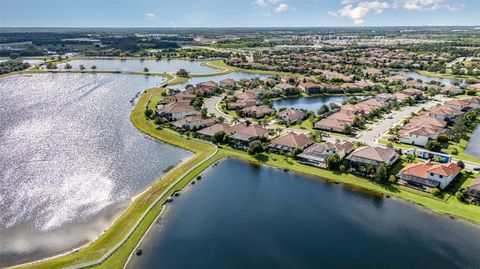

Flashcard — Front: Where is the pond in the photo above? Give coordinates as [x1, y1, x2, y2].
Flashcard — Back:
[0, 73, 192, 267]
[56, 59, 217, 74]
[273, 95, 364, 111]
[465, 125, 480, 158]
[127, 159, 480, 269]
[168, 72, 270, 91]
[393, 71, 460, 86]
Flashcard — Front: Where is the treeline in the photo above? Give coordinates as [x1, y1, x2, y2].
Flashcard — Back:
[0, 60, 30, 75]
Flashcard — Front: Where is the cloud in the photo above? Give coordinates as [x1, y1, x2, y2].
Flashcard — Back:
[145, 13, 158, 21]
[275, 3, 289, 12]
[255, 0, 279, 7]
[329, 1, 389, 24]
[329, 0, 459, 24]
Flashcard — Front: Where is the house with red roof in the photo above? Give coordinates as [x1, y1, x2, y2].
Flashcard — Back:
[269, 132, 312, 154]
[277, 108, 305, 124]
[396, 162, 461, 190]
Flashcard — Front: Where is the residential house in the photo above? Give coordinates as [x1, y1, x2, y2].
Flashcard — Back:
[297, 140, 354, 168]
[464, 177, 480, 202]
[467, 83, 480, 91]
[376, 93, 396, 103]
[171, 115, 216, 131]
[398, 115, 447, 146]
[227, 91, 259, 109]
[274, 83, 297, 94]
[196, 123, 246, 139]
[158, 101, 196, 121]
[219, 78, 236, 88]
[428, 105, 463, 121]
[278, 109, 305, 124]
[196, 81, 218, 90]
[242, 105, 274, 118]
[269, 132, 312, 154]
[396, 162, 461, 190]
[299, 82, 322, 94]
[446, 99, 471, 111]
[466, 97, 480, 109]
[314, 111, 354, 133]
[229, 124, 269, 149]
[346, 146, 399, 168]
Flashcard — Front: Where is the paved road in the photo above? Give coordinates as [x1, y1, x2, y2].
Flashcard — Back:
[204, 94, 233, 123]
[357, 97, 450, 144]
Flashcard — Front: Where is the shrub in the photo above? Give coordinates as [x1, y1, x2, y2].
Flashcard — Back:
[455, 191, 464, 201]
[389, 175, 396, 184]
[339, 165, 346, 173]
[457, 160, 465, 169]
[451, 148, 458, 155]
[144, 108, 153, 118]
[431, 188, 441, 197]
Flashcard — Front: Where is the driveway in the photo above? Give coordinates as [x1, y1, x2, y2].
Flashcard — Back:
[203, 94, 233, 123]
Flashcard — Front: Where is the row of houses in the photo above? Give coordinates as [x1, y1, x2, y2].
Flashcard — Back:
[398, 97, 480, 147]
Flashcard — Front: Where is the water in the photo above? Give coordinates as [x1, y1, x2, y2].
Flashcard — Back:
[273, 95, 362, 111]
[465, 125, 480, 158]
[394, 71, 459, 86]
[56, 59, 216, 74]
[168, 72, 270, 90]
[127, 159, 480, 269]
[0, 73, 192, 267]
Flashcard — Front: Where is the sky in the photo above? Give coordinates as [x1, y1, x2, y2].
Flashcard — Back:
[0, 0, 479, 27]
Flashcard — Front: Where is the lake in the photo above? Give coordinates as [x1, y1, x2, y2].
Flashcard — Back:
[394, 71, 459, 86]
[127, 159, 480, 269]
[273, 95, 363, 111]
[168, 72, 270, 90]
[56, 59, 217, 74]
[465, 125, 480, 158]
[0, 73, 192, 267]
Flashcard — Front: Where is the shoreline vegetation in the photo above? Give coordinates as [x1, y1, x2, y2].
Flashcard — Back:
[7, 59, 480, 269]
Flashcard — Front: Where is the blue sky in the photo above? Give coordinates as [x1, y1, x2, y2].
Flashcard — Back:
[0, 0, 478, 27]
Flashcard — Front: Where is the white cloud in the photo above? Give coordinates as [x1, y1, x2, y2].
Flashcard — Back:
[255, 0, 280, 7]
[275, 3, 290, 12]
[393, 0, 459, 11]
[329, 1, 389, 24]
[145, 13, 158, 21]
[329, 0, 459, 25]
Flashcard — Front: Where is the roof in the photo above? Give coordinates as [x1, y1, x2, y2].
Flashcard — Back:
[161, 101, 195, 113]
[242, 105, 274, 115]
[270, 132, 311, 149]
[303, 141, 354, 155]
[196, 123, 232, 136]
[428, 105, 463, 116]
[347, 146, 398, 163]
[468, 177, 480, 191]
[278, 109, 305, 120]
[399, 162, 461, 178]
[235, 124, 268, 138]
[315, 118, 349, 129]
[446, 99, 470, 106]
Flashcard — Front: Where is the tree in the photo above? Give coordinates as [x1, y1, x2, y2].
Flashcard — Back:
[144, 108, 153, 118]
[292, 147, 303, 156]
[176, 68, 190, 78]
[374, 163, 389, 183]
[91, 65, 97, 70]
[213, 131, 227, 143]
[79, 64, 86, 71]
[425, 140, 441, 152]
[343, 124, 353, 134]
[436, 134, 449, 144]
[325, 154, 341, 170]
[64, 63, 72, 70]
[455, 191, 464, 201]
[247, 140, 264, 155]
[457, 160, 465, 169]
[143, 67, 149, 73]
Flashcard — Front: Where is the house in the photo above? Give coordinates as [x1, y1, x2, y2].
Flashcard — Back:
[219, 78, 236, 88]
[229, 124, 268, 149]
[171, 115, 216, 131]
[268, 132, 312, 154]
[466, 97, 480, 109]
[464, 177, 480, 202]
[467, 83, 480, 91]
[396, 162, 461, 190]
[402, 88, 424, 99]
[393, 92, 410, 103]
[440, 86, 464, 96]
[277, 109, 305, 124]
[314, 111, 354, 133]
[385, 74, 408, 83]
[196, 123, 246, 139]
[158, 101, 196, 121]
[242, 105, 274, 118]
[346, 146, 399, 167]
[196, 80, 218, 90]
[297, 140, 354, 168]
[446, 99, 472, 111]
[273, 83, 296, 94]
[299, 82, 322, 94]
[398, 115, 447, 146]
[428, 105, 463, 121]
[227, 91, 259, 109]
[376, 93, 396, 103]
